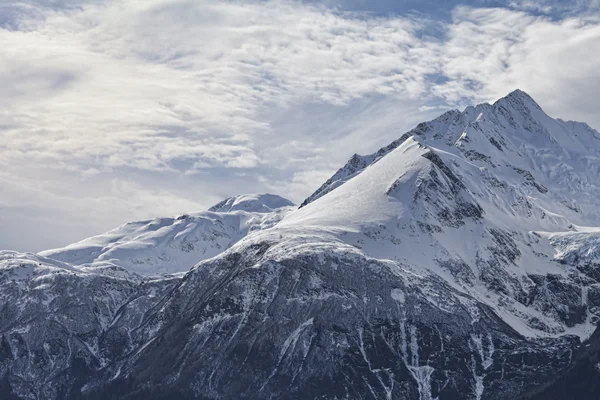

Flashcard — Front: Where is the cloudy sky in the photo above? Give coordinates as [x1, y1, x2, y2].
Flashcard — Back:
[1, 0, 599, 252]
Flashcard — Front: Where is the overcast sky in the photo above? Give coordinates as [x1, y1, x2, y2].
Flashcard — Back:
[1, 0, 599, 252]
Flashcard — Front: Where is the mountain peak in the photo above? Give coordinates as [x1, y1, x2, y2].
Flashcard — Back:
[493, 88, 542, 111]
[208, 193, 294, 213]
[301, 89, 600, 215]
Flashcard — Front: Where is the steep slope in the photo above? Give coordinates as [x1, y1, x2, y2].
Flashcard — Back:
[522, 324, 600, 400]
[1, 90, 600, 400]
[0, 251, 180, 399]
[40, 194, 295, 275]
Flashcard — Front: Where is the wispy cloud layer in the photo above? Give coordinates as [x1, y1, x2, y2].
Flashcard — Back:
[1, 0, 599, 251]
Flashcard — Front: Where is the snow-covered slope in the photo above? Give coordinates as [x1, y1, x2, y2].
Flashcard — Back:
[270, 89, 600, 339]
[39, 194, 295, 275]
[2, 90, 600, 400]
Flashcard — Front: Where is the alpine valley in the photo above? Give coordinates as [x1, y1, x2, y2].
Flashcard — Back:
[1, 90, 600, 400]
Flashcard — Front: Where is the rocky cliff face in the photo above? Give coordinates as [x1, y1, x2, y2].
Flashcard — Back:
[520, 324, 600, 400]
[2, 90, 600, 399]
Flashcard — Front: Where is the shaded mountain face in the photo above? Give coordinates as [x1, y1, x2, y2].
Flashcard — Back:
[2, 90, 600, 399]
[522, 325, 600, 400]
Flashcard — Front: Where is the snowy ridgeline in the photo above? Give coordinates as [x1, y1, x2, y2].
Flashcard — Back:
[38, 193, 295, 275]
[1, 90, 600, 400]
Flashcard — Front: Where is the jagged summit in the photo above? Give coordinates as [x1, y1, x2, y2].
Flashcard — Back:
[495, 88, 543, 109]
[301, 90, 600, 208]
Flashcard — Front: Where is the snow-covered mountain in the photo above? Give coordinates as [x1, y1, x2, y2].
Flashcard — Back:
[1, 90, 600, 400]
[282, 89, 600, 339]
[39, 194, 295, 275]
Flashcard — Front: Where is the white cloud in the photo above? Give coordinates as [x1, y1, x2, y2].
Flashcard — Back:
[1, 0, 599, 251]
[435, 6, 600, 128]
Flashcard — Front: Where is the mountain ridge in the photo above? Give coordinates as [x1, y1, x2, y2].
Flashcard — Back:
[301, 89, 599, 210]
[39, 193, 295, 275]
